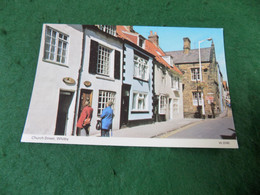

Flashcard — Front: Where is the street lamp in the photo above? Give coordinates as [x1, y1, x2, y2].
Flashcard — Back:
[198, 38, 212, 118]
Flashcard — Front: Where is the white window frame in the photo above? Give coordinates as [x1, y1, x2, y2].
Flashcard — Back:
[133, 55, 149, 81]
[191, 68, 200, 81]
[43, 26, 69, 65]
[97, 45, 112, 76]
[192, 92, 203, 106]
[98, 25, 116, 36]
[159, 95, 167, 115]
[97, 90, 116, 115]
[132, 92, 148, 112]
[171, 75, 180, 90]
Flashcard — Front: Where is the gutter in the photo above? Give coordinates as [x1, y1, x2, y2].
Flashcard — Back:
[72, 25, 86, 136]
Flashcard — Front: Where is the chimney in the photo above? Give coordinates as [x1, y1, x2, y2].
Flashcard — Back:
[183, 37, 191, 54]
[125, 26, 134, 32]
[148, 31, 159, 47]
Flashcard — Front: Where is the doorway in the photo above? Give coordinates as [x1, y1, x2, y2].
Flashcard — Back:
[55, 90, 74, 135]
[78, 89, 93, 119]
[169, 98, 173, 120]
[120, 84, 131, 127]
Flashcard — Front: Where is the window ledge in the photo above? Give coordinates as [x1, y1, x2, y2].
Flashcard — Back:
[42, 59, 69, 68]
[133, 77, 149, 82]
[131, 110, 149, 114]
[96, 75, 115, 82]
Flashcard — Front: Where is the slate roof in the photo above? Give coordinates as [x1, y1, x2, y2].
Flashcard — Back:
[165, 48, 212, 64]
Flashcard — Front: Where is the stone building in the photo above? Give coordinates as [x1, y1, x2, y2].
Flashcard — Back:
[166, 37, 221, 118]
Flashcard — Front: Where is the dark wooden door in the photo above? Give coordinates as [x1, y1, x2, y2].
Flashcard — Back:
[55, 91, 74, 135]
[78, 89, 93, 118]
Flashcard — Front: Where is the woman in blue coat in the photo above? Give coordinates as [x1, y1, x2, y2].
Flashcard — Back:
[100, 100, 114, 137]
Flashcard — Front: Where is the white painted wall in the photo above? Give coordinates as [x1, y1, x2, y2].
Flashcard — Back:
[154, 63, 184, 120]
[79, 28, 123, 135]
[23, 24, 83, 135]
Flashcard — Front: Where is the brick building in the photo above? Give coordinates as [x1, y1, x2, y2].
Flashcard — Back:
[166, 37, 221, 118]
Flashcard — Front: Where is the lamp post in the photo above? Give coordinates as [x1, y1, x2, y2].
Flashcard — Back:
[198, 38, 212, 118]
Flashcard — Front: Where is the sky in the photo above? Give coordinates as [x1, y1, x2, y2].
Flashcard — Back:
[133, 26, 228, 83]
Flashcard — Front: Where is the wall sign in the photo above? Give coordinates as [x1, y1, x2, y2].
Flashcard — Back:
[84, 81, 92, 87]
[63, 77, 76, 85]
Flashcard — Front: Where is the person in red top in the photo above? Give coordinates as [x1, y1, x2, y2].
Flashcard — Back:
[76, 100, 93, 136]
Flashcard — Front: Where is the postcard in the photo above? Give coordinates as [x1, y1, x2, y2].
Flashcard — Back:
[21, 24, 238, 148]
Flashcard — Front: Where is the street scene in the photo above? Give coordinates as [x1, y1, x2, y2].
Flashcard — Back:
[90, 107, 235, 140]
[21, 24, 237, 148]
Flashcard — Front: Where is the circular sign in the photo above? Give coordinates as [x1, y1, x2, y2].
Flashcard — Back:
[84, 81, 92, 87]
[63, 77, 76, 85]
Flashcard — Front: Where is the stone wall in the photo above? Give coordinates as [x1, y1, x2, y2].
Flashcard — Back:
[177, 61, 220, 118]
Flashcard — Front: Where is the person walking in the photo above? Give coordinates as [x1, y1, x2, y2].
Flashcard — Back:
[100, 100, 114, 137]
[76, 100, 93, 136]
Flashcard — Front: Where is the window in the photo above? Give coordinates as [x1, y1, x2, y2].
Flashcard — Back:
[97, 45, 111, 76]
[98, 91, 116, 115]
[134, 55, 149, 80]
[44, 26, 68, 64]
[139, 37, 145, 48]
[132, 92, 148, 111]
[192, 92, 203, 106]
[171, 75, 180, 90]
[191, 68, 200, 81]
[159, 95, 167, 114]
[98, 25, 116, 36]
[173, 99, 179, 113]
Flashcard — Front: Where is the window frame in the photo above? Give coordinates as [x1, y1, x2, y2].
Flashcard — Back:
[97, 90, 116, 116]
[96, 44, 112, 77]
[192, 92, 203, 106]
[159, 95, 167, 115]
[132, 92, 148, 112]
[191, 68, 200, 81]
[171, 75, 180, 90]
[43, 26, 69, 65]
[98, 25, 116, 36]
[133, 54, 149, 81]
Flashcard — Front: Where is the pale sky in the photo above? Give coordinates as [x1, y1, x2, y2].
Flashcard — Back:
[134, 26, 228, 83]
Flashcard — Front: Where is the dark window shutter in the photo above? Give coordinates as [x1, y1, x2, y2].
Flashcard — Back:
[89, 40, 98, 74]
[114, 50, 121, 80]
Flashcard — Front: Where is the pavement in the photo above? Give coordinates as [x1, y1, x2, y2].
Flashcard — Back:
[90, 118, 202, 138]
[89, 108, 231, 138]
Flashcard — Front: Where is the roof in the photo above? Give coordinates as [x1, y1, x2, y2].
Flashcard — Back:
[116, 26, 183, 75]
[116, 26, 139, 44]
[145, 39, 183, 75]
[165, 48, 212, 64]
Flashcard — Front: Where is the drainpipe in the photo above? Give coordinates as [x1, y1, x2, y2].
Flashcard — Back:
[72, 25, 86, 136]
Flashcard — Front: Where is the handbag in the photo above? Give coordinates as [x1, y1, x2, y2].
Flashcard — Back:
[83, 118, 91, 126]
[96, 120, 101, 130]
